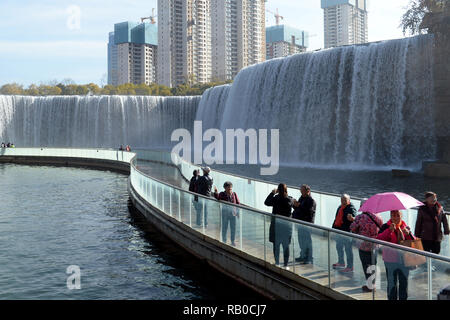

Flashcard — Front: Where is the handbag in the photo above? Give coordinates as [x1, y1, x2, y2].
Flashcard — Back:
[399, 238, 426, 267]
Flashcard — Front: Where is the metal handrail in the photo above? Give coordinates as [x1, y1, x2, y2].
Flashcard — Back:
[1, 146, 127, 152]
[135, 148, 450, 216]
[130, 154, 450, 264]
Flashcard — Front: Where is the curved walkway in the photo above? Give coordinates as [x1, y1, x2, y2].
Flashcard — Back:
[1, 148, 449, 300]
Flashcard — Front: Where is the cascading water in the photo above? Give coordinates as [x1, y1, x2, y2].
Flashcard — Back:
[0, 35, 436, 170]
[0, 95, 200, 149]
[196, 35, 436, 170]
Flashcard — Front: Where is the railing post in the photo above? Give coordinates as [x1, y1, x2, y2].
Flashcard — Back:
[427, 257, 433, 300]
[219, 202, 222, 243]
[155, 182, 158, 207]
[189, 195, 192, 228]
[264, 215, 266, 262]
[328, 230, 331, 288]
[372, 247, 376, 301]
[240, 208, 243, 250]
[162, 185, 165, 212]
[292, 223, 295, 273]
[202, 200, 205, 234]
[169, 188, 172, 216]
[178, 191, 181, 221]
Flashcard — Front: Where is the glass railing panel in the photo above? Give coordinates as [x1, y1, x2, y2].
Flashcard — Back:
[376, 241, 429, 300]
[431, 257, 450, 300]
[172, 188, 182, 222]
[254, 181, 273, 213]
[203, 197, 222, 241]
[291, 221, 329, 285]
[180, 191, 195, 228]
[266, 215, 295, 268]
[221, 203, 266, 259]
[214, 201, 242, 249]
[192, 196, 208, 235]
[319, 193, 340, 228]
[329, 231, 373, 299]
[263, 214, 271, 265]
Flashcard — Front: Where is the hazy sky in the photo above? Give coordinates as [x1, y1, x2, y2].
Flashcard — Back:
[0, 0, 412, 86]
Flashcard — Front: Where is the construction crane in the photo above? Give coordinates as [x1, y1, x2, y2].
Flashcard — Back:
[141, 8, 157, 24]
[266, 8, 284, 26]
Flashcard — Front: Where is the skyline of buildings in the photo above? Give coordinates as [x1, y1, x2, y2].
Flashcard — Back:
[108, 0, 370, 87]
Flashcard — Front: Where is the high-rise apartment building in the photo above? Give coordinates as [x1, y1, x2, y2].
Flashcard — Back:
[321, 0, 368, 48]
[108, 32, 119, 86]
[108, 21, 158, 86]
[266, 25, 308, 60]
[157, 0, 212, 88]
[211, 0, 266, 81]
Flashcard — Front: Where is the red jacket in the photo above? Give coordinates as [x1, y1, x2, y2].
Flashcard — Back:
[377, 220, 415, 263]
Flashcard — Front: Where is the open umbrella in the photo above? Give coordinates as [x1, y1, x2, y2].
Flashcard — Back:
[358, 192, 424, 214]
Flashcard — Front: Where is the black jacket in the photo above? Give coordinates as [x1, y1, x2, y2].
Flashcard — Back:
[264, 193, 294, 217]
[265, 192, 294, 243]
[195, 174, 213, 197]
[189, 176, 199, 193]
[332, 203, 356, 232]
[293, 195, 316, 223]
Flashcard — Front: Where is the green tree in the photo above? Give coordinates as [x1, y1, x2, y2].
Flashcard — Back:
[76, 85, 89, 95]
[158, 84, 172, 96]
[101, 85, 118, 95]
[117, 83, 136, 95]
[24, 84, 39, 96]
[86, 83, 101, 95]
[401, 0, 449, 38]
[135, 83, 152, 96]
[0, 83, 24, 95]
[64, 84, 79, 95]
[38, 85, 62, 96]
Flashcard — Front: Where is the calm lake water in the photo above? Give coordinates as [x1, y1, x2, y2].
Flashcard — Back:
[0, 163, 261, 300]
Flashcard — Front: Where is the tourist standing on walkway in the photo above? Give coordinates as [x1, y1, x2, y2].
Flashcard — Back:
[265, 184, 294, 268]
[189, 169, 201, 208]
[350, 208, 383, 292]
[125, 145, 131, 152]
[1, 142, 5, 148]
[189, 170, 200, 193]
[214, 181, 240, 246]
[195, 167, 214, 227]
[292, 184, 316, 264]
[332, 194, 356, 273]
[415, 191, 449, 255]
[377, 210, 415, 300]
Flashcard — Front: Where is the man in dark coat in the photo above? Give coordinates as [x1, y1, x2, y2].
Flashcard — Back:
[332, 194, 356, 273]
[194, 167, 214, 226]
[415, 191, 449, 255]
[293, 184, 316, 264]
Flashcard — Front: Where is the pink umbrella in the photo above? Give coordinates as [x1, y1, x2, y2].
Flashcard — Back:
[358, 192, 424, 214]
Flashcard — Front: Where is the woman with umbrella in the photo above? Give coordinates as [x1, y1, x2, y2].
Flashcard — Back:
[360, 192, 423, 300]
